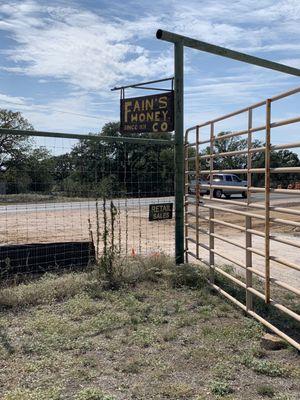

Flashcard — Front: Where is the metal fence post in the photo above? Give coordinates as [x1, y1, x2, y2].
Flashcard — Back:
[174, 41, 184, 264]
[265, 99, 271, 303]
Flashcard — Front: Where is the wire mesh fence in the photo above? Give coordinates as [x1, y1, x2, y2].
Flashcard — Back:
[0, 130, 175, 281]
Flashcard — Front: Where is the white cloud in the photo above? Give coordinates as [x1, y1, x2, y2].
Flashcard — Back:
[1, 0, 299, 93]
[0, 0, 299, 133]
[0, 93, 27, 106]
[0, 91, 116, 133]
[0, 2, 172, 91]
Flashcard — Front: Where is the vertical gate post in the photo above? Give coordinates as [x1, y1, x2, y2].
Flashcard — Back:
[174, 41, 184, 264]
[265, 99, 271, 303]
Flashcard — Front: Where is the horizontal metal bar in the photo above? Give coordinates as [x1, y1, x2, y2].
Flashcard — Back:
[111, 76, 174, 91]
[212, 248, 245, 269]
[247, 247, 265, 257]
[249, 187, 265, 193]
[196, 166, 300, 174]
[188, 243, 300, 296]
[186, 103, 265, 133]
[186, 114, 299, 143]
[201, 199, 300, 227]
[248, 306, 299, 350]
[270, 256, 300, 272]
[203, 203, 264, 220]
[269, 167, 300, 173]
[193, 249, 300, 322]
[273, 141, 300, 151]
[200, 183, 248, 192]
[270, 235, 300, 249]
[186, 214, 268, 240]
[271, 217, 300, 228]
[215, 265, 246, 288]
[187, 236, 300, 345]
[270, 86, 300, 101]
[199, 197, 300, 218]
[272, 116, 300, 129]
[194, 169, 247, 174]
[211, 232, 245, 249]
[186, 89, 300, 134]
[0, 128, 174, 146]
[213, 125, 265, 141]
[133, 86, 172, 92]
[269, 206, 300, 217]
[198, 242, 210, 251]
[186, 237, 197, 245]
[186, 250, 199, 260]
[202, 196, 250, 208]
[247, 288, 300, 322]
[200, 149, 248, 159]
[209, 217, 245, 232]
[247, 267, 300, 296]
[157, 30, 300, 76]
[271, 188, 300, 194]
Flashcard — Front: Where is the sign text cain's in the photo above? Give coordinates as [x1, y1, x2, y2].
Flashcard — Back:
[120, 91, 174, 133]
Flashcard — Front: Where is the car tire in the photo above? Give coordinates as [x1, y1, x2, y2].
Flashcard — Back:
[242, 191, 247, 198]
[213, 189, 223, 198]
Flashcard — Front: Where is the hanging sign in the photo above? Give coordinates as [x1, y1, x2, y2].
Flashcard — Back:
[149, 203, 173, 221]
[120, 91, 174, 133]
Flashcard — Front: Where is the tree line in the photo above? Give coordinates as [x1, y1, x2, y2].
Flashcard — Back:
[0, 109, 299, 197]
[0, 110, 174, 197]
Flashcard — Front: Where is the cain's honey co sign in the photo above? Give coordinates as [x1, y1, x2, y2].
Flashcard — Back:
[149, 203, 173, 221]
[120, 91, 174, 133]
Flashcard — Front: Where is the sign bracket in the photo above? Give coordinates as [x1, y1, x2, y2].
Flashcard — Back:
[111, 77, 174, 93]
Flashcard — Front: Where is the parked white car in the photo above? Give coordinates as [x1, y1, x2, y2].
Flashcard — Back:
[189, 174, 247, 198]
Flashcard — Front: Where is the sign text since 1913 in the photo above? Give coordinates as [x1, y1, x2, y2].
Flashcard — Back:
[120, 92, 174, 133]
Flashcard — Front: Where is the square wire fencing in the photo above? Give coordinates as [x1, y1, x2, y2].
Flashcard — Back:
[0, 131, 175, 281]
[185, 86, 300, 350]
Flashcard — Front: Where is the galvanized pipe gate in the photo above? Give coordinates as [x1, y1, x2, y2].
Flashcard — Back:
[156, 29, 300, 349]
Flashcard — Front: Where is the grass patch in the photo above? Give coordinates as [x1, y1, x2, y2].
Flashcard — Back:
[210, 380, 234, 396]
[75, 388, 115, 400]
[257, 385, 275, 397]
[0, 257, 299, 399]
[0, 272, 90, 309]
[242, 354, 291, 377]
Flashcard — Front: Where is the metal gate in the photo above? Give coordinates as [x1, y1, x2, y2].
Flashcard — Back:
[184, 87, 300, 349]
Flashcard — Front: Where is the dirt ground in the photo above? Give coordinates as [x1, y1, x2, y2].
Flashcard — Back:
[0, 268, 299, 400]
[186, 202, 300, 289]
[0, 199, 299, 290]
[0, 203, 175, 257]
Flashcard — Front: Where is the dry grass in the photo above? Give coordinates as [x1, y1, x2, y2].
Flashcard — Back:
[0, 257, 299, 400]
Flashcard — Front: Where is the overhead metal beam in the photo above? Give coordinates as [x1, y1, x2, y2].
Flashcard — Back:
[111, 77, 174, 91]
[156, 30, 300, 77]
[0, 128, 174, 146]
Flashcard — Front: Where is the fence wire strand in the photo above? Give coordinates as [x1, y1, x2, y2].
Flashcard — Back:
[0, 134, 175, 281]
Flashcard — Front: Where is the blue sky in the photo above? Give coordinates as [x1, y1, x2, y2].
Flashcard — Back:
[0, 0, 299, 143]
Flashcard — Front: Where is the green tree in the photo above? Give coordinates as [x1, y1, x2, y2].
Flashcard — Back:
[200, 131, 300, 187]
[59, 122, 175, 197]
[0, 109, 33, 173]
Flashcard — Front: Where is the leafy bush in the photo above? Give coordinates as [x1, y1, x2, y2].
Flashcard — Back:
[210, 380, 233, 396]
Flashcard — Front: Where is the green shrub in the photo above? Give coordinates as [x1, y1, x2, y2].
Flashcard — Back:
[75, 388, 115, 400]
[210, 380, 233, 396]
[257, 385, 275, 397]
